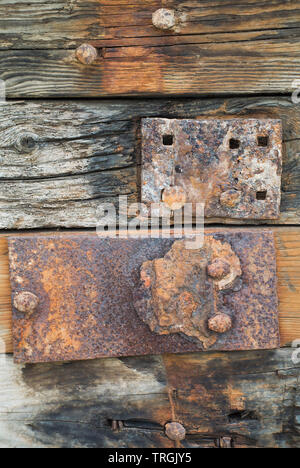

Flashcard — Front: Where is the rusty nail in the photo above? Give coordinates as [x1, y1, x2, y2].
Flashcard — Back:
[219, 437, 233, 448]
[13, 291, 39, 315]
[75, 43, 98, 65]
[208, 314, 232, 334]
[220, 190, 242, 208]
[162, 186, 187, 211]
[152, 8, 176, 30]
[165, 422, 186, 441]
[110, 420, 124, 432]
[207, 258, 231, 280]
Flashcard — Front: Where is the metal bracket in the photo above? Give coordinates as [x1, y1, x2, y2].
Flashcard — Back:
[141, 118, 282, 219]
[9, 231, 279, 363]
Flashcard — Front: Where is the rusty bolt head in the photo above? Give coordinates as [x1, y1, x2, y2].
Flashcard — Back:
[152, 8, 176, 30]
[207, 258, 231, 280]
[162, 186, 187, 211]
[13, 291, 39, 315]
[75, 44, 98, 65]
[165, 422, 186, 441]
[208, 314, 232, 334]
[220, 190, 242, 208]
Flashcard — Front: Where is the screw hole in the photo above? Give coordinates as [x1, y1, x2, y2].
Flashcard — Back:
[229, 139, 240, 150]
[256, 190, 267, 200]
[163, 135, 174, 146]
[257, 136, 269, 147]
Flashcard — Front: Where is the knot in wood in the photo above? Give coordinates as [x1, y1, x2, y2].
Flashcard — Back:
[75, 44, 98, 65]
[152, 8, 176, 30]
[208, 314, 232, 334]
[165, 422, 186, 441]
[15, 133, 38, 153]
[13, 291, 39, 315]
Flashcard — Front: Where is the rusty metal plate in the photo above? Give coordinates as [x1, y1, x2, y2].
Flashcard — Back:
[141, 118, 282, 219]
[8, 231, 280, 364]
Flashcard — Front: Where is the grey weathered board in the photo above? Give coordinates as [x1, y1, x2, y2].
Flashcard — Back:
[0, 97, 299, 229]
[0, 349, 299, 448]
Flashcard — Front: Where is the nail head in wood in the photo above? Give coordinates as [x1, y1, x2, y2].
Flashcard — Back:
[75, 44, 98, 65]
[165, 422, 186, 441]
[152, 8, 176, 30]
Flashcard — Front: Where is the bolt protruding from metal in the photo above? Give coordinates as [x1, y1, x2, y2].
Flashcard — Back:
[207, 258, 230, 280]
[162, 186, 187, 211]
[152, 8, 176, 30]
[208, 314, 232, 334]
[220, 190, 242, 208]
[165, 422, 186, 441]
[13, 291, 39, 315]
[75, 44, 98, 65]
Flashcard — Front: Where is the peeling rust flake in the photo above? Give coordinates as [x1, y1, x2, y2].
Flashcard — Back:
[8, 232, 280, 364]
[141, 118, 282, 220]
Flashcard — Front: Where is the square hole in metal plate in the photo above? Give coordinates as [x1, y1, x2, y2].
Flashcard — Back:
[141, 118, 282, 220]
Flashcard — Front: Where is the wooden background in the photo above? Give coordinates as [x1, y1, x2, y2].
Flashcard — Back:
[0, 0, 299, 448]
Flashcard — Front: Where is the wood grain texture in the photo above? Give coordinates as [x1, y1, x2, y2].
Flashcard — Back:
[0, 349, 298, 447]
[0, 97, 299, 228]
[0, 1, 299, 96]
[1, 0, 299, 49]
[0, 227, 299, 353]
[1, 37, 299, 97]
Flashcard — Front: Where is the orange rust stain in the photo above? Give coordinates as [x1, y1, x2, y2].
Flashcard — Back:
[40, 263, 82, 354]
[225, 384, 246, 412]
[101, 49, 164, 95]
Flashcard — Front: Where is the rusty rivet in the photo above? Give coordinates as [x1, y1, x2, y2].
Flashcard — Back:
[207, 258, 230, 280]
[75, 43, 98, 65]
[220, 189, 242, 208]
[165, 422, 186, 441]
[208, 314, 232, 334]
[152, 8, 176, 30]
[13, 291, 39, 315]
[162, 186, 187, 211]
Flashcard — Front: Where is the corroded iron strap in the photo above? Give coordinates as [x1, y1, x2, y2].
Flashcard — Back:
[8, 231, 279, 364]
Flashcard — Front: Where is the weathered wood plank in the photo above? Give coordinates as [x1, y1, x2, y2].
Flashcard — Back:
[0, 354, 173, 448]
[0, 349, 298, 447]
[0, 97, 299, 228]
[0, 0, 299, 49]
[0, 227, 299, 353]
[1, 36, 299, 97]
[163, 348, 300, 448]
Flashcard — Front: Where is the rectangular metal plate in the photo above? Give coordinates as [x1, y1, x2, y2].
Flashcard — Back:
[8, 231, 280, 364]
[141, 118, 282, 219]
